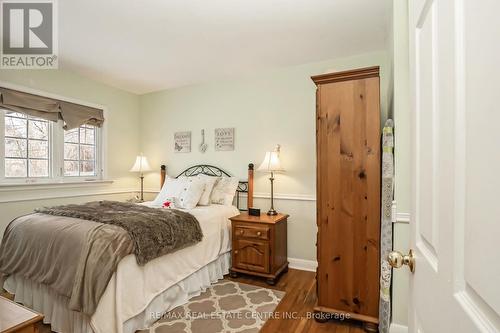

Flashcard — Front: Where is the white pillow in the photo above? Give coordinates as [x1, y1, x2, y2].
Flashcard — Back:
[197, 174, 219, 206]
[210, 176, 239, 206]
[153, 176, 186, 206]
[175, 177, 206, 209]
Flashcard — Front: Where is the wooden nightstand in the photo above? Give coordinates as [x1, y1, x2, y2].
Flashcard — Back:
[0, 296, 43, 333]
[229, 212, 288, 285]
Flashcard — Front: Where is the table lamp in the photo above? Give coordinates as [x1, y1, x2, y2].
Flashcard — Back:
[257, 144, 284, 215]
[130, 154, 152, 202]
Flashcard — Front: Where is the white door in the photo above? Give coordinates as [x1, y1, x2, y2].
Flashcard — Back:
[406, 0, 500, 332]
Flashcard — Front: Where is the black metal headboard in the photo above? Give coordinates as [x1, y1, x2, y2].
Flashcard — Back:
[173, 164, 252, 211]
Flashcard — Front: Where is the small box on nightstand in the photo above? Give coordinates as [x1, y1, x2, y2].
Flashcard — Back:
[248, 207, 260, 216]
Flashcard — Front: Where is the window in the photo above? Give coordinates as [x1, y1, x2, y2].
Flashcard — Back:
[1, 108, 102, 183]
[4, 111, 50, 178]
[64, 126, 97, 177]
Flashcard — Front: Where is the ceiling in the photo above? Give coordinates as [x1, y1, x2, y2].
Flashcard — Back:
[58, 0, 391, 94]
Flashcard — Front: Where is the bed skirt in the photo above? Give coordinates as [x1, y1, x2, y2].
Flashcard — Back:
[3, 252, 231, 333]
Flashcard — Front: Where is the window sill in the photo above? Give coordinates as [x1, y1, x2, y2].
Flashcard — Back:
[0, 179, 114, 192]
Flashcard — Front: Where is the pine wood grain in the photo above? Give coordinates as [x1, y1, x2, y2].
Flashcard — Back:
[314, 67, 381, 328]
[230, 212, 288, 284]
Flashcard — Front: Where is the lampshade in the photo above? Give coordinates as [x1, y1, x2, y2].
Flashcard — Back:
[257, 146, 284, 172]
[130, 155, 152, 173]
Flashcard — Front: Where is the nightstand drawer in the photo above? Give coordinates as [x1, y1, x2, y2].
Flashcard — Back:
[234, 225, 269, 240]
[233, 239, 270, 273]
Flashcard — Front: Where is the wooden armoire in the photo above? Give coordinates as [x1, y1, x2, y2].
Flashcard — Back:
[312, 66, 381, 332]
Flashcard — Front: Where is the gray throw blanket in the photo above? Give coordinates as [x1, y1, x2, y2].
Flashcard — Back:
[0, 201, 202, 315]
[36, 201, 203, 265]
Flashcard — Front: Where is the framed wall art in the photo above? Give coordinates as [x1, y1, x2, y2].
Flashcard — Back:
[215, 128, 234, 151]
[174, 131, 191, 153]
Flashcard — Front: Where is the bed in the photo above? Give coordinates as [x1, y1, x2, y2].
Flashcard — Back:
[1, 163, 255, 333]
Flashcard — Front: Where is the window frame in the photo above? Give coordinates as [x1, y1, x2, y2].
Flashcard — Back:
[2, 111, 52, 180]
[0, 83, 107, 185]
[57, 121, 103, 181]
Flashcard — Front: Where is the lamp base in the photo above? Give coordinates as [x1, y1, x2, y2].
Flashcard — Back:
[267, 208, 278, 216]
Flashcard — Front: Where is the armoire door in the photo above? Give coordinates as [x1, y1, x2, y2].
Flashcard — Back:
[314, 67, 381, 326]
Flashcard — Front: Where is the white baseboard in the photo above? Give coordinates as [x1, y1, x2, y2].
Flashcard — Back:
[288, 257, 318, 272]
[390, 323, 409, 333]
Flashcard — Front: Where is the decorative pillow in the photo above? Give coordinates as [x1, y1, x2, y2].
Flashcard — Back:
[175, 177, 206, 209]
[153, 176, 186, 206]
[197, 174, 219, 206]
[210, 176, 239, 206]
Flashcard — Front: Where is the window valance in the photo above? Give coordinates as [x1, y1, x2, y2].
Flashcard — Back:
[0, 87, 104, 130]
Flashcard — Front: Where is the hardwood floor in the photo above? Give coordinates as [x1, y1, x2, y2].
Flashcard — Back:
[228, 268, 366, 333]
[3, 268, 366, 333]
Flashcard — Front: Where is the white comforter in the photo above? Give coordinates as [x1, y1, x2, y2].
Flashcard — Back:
[90, 204, 238, 333]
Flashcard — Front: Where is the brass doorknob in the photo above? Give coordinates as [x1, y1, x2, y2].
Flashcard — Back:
[387, 249, 415, 273]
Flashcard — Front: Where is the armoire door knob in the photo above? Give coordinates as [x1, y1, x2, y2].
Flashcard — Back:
[387, 249, 415, 273]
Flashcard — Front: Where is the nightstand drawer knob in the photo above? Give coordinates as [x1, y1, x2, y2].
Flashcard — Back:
[257, 231, 262, 236]
[234, 250, 239, 254]
[240, 230, 244, 235]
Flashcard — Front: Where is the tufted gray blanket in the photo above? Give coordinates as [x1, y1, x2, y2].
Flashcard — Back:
[0, 201, 202, 315]
[36, 201, 203, 265]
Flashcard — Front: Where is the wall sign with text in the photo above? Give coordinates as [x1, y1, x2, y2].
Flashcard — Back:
[174, 131, 191, 153]
[214, 128, 235, 151]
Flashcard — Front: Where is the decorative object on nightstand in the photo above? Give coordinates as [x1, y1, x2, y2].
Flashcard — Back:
[257, 144, 284, 215]
[229, 212, 288, 285]
[130, 154, 152, 202]
[248, 207, 260, 216]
